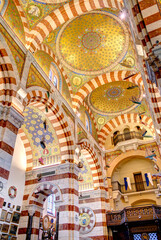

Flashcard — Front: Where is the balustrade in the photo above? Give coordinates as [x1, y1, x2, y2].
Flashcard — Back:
[107, 205, 161, 226]
[113, 131, 143, 146]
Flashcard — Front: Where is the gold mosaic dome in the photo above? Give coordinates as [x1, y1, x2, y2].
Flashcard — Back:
[56, 12, 129, 75]
[88, 81, 141, 115]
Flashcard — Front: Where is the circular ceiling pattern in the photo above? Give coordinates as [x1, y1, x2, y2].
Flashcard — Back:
[56, 12, 129, 75]
[88, 81, 141, 115]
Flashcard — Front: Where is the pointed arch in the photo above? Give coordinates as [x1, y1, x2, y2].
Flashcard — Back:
[25, 89, 75, 163]
[98, 113, 155, 147]
[25, 0, 123, 52]
[72, 71, 143, 112]
[78, 139, 104, 189]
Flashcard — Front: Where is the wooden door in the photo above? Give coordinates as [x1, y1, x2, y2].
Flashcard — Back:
[134, 172, 144, 191]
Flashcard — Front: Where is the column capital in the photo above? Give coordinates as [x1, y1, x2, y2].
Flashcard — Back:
[0, 105, 24, 129]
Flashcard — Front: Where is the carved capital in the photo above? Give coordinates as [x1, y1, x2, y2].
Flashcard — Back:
[0, 105, 24, 128]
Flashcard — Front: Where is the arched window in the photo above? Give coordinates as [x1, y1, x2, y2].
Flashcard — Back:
[49, 62, 62, 93]
[47, 194, 56, 216]
[85, 111, 92, 134]
[49, 69, 53, 81]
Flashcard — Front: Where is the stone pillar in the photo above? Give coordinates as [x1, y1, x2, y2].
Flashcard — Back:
[57, 163, 79, 240]
[0, 105, 24, 208]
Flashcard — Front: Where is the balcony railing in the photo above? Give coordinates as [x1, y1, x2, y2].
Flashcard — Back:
[33, 154, 61, 168]
[112, 180, 158, 194]
[107, 205, 161, 226]
[113, 131, 143, 146]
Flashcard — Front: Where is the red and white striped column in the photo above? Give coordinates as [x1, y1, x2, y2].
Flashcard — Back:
[0, 106, 24, 208]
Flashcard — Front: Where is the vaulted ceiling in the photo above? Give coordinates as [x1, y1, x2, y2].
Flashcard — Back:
[1, 0, 156, 149]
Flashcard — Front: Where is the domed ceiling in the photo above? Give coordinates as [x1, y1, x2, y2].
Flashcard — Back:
[56, 11, 129, 75]
[88, 81, 141, 115]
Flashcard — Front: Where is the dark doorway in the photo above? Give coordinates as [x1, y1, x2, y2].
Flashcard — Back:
[134, 172, 144, 191]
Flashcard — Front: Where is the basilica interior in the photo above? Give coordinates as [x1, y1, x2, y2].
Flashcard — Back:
[0, 0, 161, 239]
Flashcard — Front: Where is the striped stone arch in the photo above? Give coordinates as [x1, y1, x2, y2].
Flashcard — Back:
[28, 182, 62, 207]
[72, 71, 143, 112]
[78, 140, 104, 189]
[18, 128, 33, 172]
[26, 0, 123, 52]
[0, 34, 20, 106]
[38, 44, 73, 98]
[25, 90, 75, 163]
[98, 113, 155, 147]
[83, 101, 98, 132]
[13, 0, 29, 38]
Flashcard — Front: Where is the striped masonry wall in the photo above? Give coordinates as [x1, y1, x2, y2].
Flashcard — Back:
[72, 71, 144, 112]
[138, 0, 161, 49]
[0, 42, 24, 208]
[78, 141, 104, 190]
[98, 113, 155, 147]
[25, 0, 123, 52]
[79, 189, 109, 240]
[131, 0, 152, 53]
[18, 128, 33, 172]
[25, 90, 75, 166]
[143, 62, 161, 132]
[131, 0, 161, 53]
[18, 163, 79, 240]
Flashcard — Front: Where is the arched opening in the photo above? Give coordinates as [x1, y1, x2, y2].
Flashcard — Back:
[39, 194, 57, 239]
[19, 183, 62, 240]
[123, 127, 130, 140]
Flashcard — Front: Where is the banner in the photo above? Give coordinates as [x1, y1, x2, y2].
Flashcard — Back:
[145, 173, 149, 186]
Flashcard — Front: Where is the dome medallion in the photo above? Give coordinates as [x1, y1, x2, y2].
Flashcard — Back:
[56, 11, 129, 75]
[106, 87, 122, 98]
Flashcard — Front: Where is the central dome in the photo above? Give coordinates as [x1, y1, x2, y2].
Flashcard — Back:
[56, 12, 129, 75]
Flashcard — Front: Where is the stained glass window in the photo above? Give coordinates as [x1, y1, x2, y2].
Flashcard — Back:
[47, 194, 56, 216]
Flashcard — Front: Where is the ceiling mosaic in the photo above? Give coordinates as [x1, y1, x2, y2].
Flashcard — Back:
[18, 0, 72, 29]
[43, 9, 137, 93]
[56, 11, 129, 75]
[34, 50, 54, 75]
[26, 64, 50, 89]
[4, 0, 25, 43]
[88, 81, 141, 115]
[22, 106, 60, 160]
